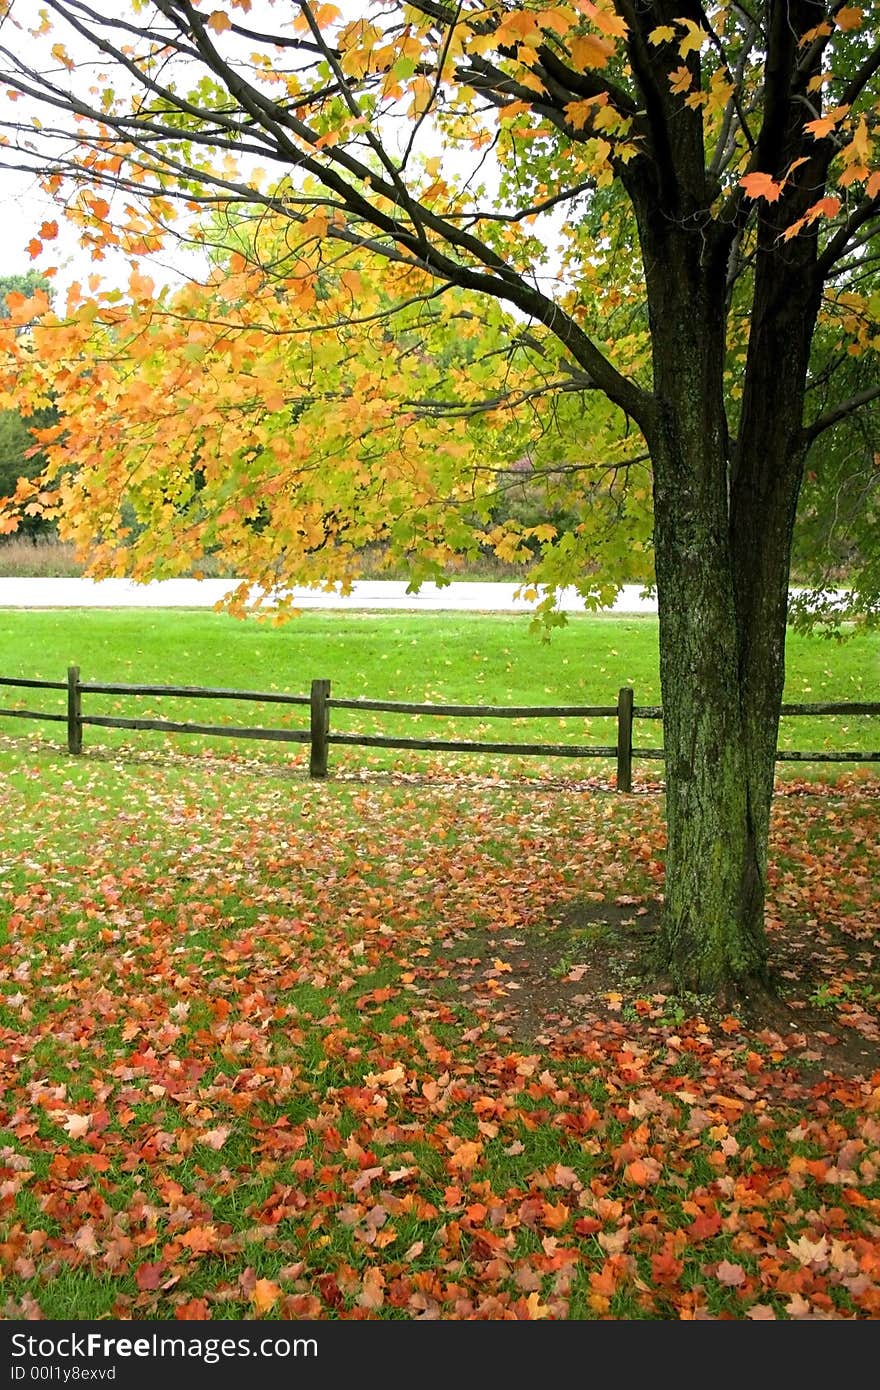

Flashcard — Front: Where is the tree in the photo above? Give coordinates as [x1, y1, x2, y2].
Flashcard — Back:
[791, 338, 880, 631]
[0, 234, 643, 595]
[0, 1, 878, 999]
[0, 274, 57, 536]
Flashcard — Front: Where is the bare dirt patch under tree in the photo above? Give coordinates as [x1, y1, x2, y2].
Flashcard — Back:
[430, 895, 880, 1083]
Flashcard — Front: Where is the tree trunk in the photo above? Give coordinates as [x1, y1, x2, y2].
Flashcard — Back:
[650, 422, 772, 997]
[634, 210, 774, 996]
[635, 216, 821, 996]
[615, 0, 829, 998]
[728, 226, 823, 937]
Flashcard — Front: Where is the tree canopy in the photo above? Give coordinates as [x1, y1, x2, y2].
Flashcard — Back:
[0, 272, 56, 535]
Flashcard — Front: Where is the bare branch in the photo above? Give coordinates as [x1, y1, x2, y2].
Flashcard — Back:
[801, 381, 880, 448]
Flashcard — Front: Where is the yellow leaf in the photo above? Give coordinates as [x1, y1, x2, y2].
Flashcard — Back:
[787, 1234, 830, 1267]
[525, 1291, 552, 1318]
[251, 1278, 281, 1315]
[677, 20, 705, 56]
[849, 118, 870, 162]
[706, 70, 734, 113]
[668, 66, 693, 95]
[206, 11, 232, 33]
[649, 25, 675, 45]
[51, 43, 74, 70]
[409, 74, 434, 119]
[364, 1064, 406, 1086]
[519, 69, 549, 95]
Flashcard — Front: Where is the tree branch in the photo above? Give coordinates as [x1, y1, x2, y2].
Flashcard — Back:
[801, 381, 880, 448]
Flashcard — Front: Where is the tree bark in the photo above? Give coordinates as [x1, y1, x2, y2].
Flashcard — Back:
[632, 194, 771, 994]
[648, 378, 772, 995]
[631, 176, 823, 996]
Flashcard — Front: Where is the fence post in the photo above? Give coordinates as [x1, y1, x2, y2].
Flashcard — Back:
[616, 685, 633, 793]
[309, 679, 331, 778]
[67, 665, 82, 755]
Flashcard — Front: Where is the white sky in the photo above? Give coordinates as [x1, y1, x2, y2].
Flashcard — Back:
[0, 3, 566, 306]
[0, 163, 213, 303]
[2, 173, 58, 273]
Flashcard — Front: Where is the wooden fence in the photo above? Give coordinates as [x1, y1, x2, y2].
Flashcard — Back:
[0, 666, 878, 790]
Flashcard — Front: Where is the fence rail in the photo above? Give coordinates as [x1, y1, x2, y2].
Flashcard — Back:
[0, 667, 878, 789]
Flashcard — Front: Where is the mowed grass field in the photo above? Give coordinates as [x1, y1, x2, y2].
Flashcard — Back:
[0, 607, 877, 780]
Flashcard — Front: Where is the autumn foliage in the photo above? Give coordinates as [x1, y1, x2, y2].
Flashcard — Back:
[1, 745, 878, 1320]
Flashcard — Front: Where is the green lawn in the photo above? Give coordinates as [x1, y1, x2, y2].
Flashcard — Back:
[0, 607, 877, 780]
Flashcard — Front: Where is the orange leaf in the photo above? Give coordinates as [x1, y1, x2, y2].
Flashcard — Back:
[358, 1267, 385, 1310]
[651, 1248, 685, 1283]
[568, 34, 615, 70]
[740, 171, 784, 202]
[589, 1259, 618, 1296]
[206, 11, 232, 33]
[805, 104, 850, 139]
[835, 6, 863, 29]
[447, 1139, 483, 1172]
[624, 1156, 661, 1185]
[542, 1200, 570, 1231]
[179, 1224, 220, 1254]
[175, 1299, 210, 1320]
[808, 195, 841, 220]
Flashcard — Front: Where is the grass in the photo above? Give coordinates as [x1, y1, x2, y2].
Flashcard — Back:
[0, 607, 877, 779]
[0, 735, 877, 1320]
[0, 537, 85, 578]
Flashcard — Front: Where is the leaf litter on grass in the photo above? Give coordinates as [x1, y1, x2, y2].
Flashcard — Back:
[0, 738, 878, 1320]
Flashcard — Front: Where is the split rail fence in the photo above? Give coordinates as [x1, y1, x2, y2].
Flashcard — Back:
[0, 666, 878, 791]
